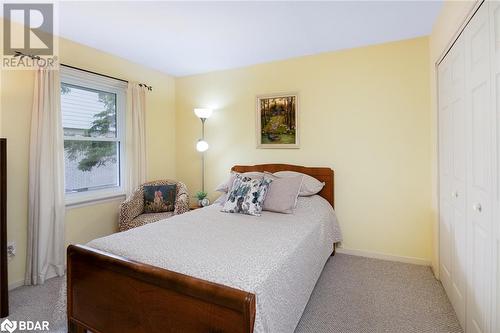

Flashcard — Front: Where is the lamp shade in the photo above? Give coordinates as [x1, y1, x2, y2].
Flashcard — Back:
[196, 139, 209, 152]
[194, 108, 213, 119]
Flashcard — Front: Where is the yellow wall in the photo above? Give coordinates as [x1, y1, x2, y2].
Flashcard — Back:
[429, 0, 477, 276]
[0, 34, 176, 287]
[0, 9, 456, 286]
[175, 37, 432, 263]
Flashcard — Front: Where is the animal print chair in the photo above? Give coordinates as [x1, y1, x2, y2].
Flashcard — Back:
[118, 180, 190, 231]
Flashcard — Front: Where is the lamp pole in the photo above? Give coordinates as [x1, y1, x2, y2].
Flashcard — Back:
[194, 108, 212, 195]
[201, 118, 206, 193]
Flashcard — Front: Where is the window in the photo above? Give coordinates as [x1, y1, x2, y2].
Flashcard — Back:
[61, 67, 127, 205]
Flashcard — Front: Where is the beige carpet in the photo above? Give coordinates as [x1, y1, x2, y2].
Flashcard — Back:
[295, 254, 462, 333]
[3, 254, 462, 333]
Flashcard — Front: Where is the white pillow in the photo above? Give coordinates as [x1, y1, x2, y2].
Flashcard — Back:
[272, 171, 325, 196]
[213, 193, 228, 205]
[214, 171, 264, 193]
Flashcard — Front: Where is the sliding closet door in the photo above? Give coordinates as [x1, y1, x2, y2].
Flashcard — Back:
[439, 48, 454, 310]
[489, 2, 500, 332]
[438, 35, 467, 328]
[439, 2, 500, 332]
[464, 2, 495, 333]
[449, 36, 468, 327]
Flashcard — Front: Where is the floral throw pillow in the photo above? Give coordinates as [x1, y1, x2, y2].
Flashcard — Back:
[221, 175, 272, 216]
[144, 184, 177, 213]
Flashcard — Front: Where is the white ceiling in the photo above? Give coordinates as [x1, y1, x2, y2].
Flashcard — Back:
[57, 1, 442, 77]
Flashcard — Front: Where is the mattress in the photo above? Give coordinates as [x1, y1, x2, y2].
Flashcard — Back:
[87, 195, 342, 333]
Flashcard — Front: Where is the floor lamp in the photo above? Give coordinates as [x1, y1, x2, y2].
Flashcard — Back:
[194, 108, 212, 193]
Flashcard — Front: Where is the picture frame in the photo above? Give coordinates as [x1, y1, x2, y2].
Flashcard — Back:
[256, 92, 299, 149]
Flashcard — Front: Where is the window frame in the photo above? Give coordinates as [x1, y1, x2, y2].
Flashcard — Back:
[60, 67, 127, 207]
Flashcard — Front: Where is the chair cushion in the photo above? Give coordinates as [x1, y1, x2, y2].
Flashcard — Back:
[121, 212, 175, 231]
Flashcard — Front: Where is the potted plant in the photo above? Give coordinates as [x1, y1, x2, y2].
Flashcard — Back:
[195, 191, 209, 207]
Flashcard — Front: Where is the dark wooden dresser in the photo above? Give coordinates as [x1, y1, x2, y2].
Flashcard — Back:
[0, 138, 8, 318]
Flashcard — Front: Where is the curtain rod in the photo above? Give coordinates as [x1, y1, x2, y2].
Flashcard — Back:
[60, 64, 153, 91]
[13, 51, 153, 91]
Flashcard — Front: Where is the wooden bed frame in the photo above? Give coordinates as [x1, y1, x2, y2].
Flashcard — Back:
[67, 164, 335, 333]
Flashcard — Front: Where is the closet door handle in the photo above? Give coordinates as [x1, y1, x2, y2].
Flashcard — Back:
[472, 203, 482, 212]
[451, 191, 458, 198]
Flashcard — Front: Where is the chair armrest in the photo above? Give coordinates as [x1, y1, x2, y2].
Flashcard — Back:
[119, 192, 144, 231]
[174, 183, 190, 215]
[174, 193, 189, 215]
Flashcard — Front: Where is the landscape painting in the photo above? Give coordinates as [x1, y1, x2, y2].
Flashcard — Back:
[256, 93, 299, 148]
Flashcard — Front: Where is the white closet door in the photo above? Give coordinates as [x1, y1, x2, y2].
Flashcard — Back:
[439, 49, 454, 306]
[464, 2, 494, 333]
[489, 2, 500, 332]
[439, 35, 468, 328]
[449, 36, 468, 327]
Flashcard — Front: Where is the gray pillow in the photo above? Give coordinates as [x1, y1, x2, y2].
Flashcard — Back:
[263, 174, 303, 214]
[272, 171, 325, 196]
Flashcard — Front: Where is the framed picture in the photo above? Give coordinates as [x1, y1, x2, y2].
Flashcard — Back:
[256, 92, 299, 148]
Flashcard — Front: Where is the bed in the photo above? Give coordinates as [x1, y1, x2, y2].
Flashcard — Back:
[67, 164, 341, 333]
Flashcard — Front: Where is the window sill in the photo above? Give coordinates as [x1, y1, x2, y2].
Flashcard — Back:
[65, 192, 126, 209]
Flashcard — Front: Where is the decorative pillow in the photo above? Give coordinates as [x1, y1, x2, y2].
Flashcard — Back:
[272, 171, 325, 196]
[143, 185, 177, 213]
[221, 175, 272, 216]
[263, 174, 303, 214]
[214, 171, 265, 193]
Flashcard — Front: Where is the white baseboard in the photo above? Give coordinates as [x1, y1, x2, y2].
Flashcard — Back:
[8, 280, 24, 291]
[336, 247, 431, 266]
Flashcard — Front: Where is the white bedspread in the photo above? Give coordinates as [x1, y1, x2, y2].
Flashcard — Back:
[87, 195, 342, 333]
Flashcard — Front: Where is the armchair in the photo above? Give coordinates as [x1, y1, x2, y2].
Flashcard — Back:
[119, 180, 190, 232]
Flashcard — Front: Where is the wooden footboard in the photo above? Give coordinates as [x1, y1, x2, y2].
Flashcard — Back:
[67, 245, 256, 333]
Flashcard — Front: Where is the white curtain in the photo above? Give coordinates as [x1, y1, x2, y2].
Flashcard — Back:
[25, 68, 65, 285]
[125, 83, 147, 196]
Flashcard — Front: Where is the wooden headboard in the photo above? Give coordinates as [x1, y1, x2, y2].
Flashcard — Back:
[231, 164, 334, 208]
